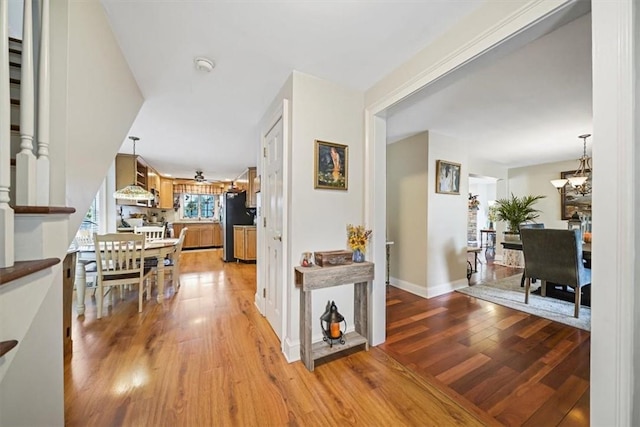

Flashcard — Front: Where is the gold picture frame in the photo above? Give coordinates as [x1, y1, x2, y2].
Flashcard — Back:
[560, 169, 592, 220]
[314, 140, 348, 190]
[435, 160, 461, 195]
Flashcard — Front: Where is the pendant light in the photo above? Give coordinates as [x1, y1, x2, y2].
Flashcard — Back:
[113, 136, 154, 201]
[550, 134, 592, 196]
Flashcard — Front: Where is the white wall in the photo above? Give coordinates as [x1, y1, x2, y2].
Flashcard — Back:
[425, 132, 468, 297]
[64, 0, 144, 241]
[259, 72, 364, 361]
[386, 132, 428, 291]
[284, 72, 364, 360]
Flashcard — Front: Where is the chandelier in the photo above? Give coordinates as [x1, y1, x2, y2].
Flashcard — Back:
[113, 136, 154, 201]
[550, 134, 592, 196]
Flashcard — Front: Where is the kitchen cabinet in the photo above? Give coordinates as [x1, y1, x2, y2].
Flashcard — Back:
[233, 225, 256, 261]
[234, 167, 257, 208]
[159, 177, 174, 209]
[115, 154, 148, 206]
[173, 222, 222, 249]
[147, 168, 161, 193]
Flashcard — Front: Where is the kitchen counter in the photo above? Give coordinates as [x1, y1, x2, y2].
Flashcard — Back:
[171, 220, 220, 224]
[172, 222, 222, 248]
[233, 225, 256, 229]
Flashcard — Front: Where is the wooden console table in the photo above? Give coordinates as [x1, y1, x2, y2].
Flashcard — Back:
[295, 262, 374, 371]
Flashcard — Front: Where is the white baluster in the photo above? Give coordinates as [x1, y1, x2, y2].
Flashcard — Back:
[16, 0, 36, 206]
[0, 0, 15, 267]
[36, 0, 49, 205]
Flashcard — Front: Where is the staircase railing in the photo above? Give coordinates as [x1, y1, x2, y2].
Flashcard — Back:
[1, 0, 14, 268]
[1, 0, 51, 268]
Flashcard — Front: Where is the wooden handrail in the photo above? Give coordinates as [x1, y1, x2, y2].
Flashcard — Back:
[0, 258, 59, 286]
[0, 340, 18, 357]
[13, 206, 75, 214]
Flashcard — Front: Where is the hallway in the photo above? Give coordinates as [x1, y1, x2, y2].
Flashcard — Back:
[64, 249, 489, 426]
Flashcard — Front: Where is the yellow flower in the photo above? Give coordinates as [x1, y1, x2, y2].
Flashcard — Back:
[346, 224, 372, 252]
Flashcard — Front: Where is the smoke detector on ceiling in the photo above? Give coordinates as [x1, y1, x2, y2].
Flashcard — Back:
[194, 57, 215, 73]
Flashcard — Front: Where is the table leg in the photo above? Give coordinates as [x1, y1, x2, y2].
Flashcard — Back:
[156, 254, 165, 303]
[74, 259, 86, 316]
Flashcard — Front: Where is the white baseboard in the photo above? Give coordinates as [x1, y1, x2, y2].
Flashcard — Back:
[283, 337, 300, 363]
[389, 277, 427, 298]
[390, 276, 468, 299]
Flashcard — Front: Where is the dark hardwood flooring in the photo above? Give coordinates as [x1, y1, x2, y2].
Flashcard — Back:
[379, 250, 590, 426]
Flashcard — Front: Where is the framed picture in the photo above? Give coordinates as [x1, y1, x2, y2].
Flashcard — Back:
[435, 160, 461, 195]
[314, 140, 348, 190]
[560, 169, 592, 220]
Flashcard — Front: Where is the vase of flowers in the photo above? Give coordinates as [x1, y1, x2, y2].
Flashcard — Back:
[347, 224, 372, 263]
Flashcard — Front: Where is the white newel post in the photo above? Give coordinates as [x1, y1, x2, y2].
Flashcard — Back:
[15, 0, 36, 206]
[36, 0, 50, 205]
[0, 0, 15, 267]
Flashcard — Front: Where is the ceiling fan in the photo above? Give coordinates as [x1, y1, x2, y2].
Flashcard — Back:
[194, 170, 208, 183]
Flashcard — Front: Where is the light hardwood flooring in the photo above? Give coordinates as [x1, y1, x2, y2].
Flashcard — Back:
[65, 249, 493, 426]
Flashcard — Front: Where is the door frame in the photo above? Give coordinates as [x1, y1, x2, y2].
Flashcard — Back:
[256, 99, 289, 348]
[365, 1, 637, 423]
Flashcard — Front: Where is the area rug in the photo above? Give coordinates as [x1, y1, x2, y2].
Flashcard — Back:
[456, 275, 590, 331]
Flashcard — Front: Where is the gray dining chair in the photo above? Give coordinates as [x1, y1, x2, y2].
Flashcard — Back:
[520, 228, 591, 318]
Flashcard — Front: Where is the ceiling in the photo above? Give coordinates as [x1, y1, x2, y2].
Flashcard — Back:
[386, 9, 593, 169]
[100, 1, 592, 181]
[100, 0, 486, 181]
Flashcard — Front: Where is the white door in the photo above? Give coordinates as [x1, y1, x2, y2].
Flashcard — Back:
[264, 117, 283, 340]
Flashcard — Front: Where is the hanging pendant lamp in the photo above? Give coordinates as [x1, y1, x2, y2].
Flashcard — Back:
[113, 136, 154, 201]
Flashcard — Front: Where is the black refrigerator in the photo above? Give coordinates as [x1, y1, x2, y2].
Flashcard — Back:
[221, 191, 254, 262]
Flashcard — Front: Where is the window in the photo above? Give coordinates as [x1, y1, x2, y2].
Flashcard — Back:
[183, 194, 214, 219]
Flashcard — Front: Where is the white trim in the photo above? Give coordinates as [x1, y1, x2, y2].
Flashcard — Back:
[590, 1, 636, 425]
[282, 336, 299, 363]
[389, 278, 427, 298]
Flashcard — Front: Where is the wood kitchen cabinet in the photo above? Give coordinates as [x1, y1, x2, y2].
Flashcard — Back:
[173, 222, 222, 249]
[234, 167, 257, 208]
[233, 225, 256, 261]
[159, 177, 174, 209]
[115, 154, 148, 205]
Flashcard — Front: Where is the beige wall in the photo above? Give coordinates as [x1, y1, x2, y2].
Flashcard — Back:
[386, 132, 428, 288]
[507, 159, 581, 230]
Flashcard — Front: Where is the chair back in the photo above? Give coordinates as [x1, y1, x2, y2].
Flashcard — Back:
[93, 233, 147, 285]
[73, 228, 94, 247]
[519, 223, 544, 232]
[134, 225, 166, 243]
[520, 228, 588, 288]
[175, 227, 188, 255]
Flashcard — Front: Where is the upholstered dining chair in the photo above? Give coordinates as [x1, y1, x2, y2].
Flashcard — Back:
[517, 223, 545, 287]
[520, 228, 591, 318]
[134, 225, 166, 243]
[93, 233, 154, 319]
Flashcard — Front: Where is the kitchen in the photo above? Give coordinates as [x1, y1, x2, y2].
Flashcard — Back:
[114, 152, 258, 262]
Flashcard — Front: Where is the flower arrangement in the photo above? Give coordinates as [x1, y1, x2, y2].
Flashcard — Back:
[468, 194, 480, 210]
[488, 204, 499, 223]
[347, 224, 372, 253]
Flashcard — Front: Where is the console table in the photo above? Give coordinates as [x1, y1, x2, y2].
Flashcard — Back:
[295, 262, 374, 371]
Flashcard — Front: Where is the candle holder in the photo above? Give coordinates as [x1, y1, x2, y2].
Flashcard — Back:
[320, 300, 346, 347]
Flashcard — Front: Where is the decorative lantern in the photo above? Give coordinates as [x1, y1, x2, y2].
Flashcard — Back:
[568, 212, 582, 240]
[320, 300, 346, 347]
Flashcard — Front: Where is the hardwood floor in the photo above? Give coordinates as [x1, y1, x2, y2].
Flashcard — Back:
[379, 252, 590, 427]
[65, 249, 490, 426]
[64, 248, 589, 426]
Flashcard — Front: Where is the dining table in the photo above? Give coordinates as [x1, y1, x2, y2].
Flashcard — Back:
[74, 237, 179, 315]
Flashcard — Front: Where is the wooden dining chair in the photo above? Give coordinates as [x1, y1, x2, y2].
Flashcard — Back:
[164, 227, 188, 291]
[93, 233, 154, 319]
[134, 225, 166, 243]
[520, 228, 591, 318]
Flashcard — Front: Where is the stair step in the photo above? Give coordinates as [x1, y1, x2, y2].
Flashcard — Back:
[13, 206, 76, 215]
[9, 61, 20, 68]
[0, 258, 60, 286]
[10, 158, 16, 166]
[10, 78, 19, 85]
[9, 47, 20, 55]
[10, 98, 19, 106]
[11, 124, 19, 133]
[0, 340, 19, 357]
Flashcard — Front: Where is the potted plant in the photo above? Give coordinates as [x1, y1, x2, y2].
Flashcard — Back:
[494, 193, 545, 240]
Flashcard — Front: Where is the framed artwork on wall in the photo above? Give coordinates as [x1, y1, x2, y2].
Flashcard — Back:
[314, 140, 348, 190]
[560, 169, 592, 220]
[435, 160, 461, 195]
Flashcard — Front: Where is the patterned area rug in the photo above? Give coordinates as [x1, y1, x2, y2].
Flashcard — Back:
[456, 275, 591, 331]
